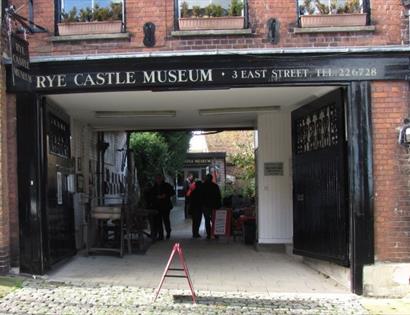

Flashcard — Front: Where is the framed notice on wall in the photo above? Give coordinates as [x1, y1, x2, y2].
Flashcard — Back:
[211, 208, 232, 237]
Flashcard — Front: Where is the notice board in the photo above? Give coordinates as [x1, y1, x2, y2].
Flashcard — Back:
[211, 208, 232, 237]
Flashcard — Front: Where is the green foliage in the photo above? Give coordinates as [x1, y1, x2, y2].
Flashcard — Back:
[61, 7, 78, 22]
[228, 0, 243, 16]
[204, 4, 213, 17]
[214, 4, 224, 17]
[110, 2, 123, 20]
[343, 0, 361, 13]
[60, 2, 122, 23]
[158, 131, 192, 175]
[300, 0, 315, 15]
[130, 132, 168, 186]
[228, 143, 255, 198]
[330, 0, 338, 13]
[300, 0, 361, 15]
[79, 7, 92, 22]
[130, 131, 192, 188]
[181, 1, 189, 18]
[315, 0, 330, 14]
[192, 5, 201, 17]
[93, 4, 111, 21]
[0, 276, 23, 298]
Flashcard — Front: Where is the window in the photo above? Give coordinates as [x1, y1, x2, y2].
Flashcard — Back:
[297, 0, 369, 28]
[178, 0, 242, 18]
[176, 0, 247, 31]
[57, 0, 124, 36]
[298, 0, 364, 15]
[60, 0, 123, 20]
[62, 0, 112, 12]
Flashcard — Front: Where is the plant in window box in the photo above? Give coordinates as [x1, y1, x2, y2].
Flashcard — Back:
[58, 2, 123, 36]
[300, 0, 367, 28]
[178, 0, 244, 31]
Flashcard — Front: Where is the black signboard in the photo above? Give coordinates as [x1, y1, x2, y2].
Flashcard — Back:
[10, 34, 32, 91]
[6, 52, 410, 93]
[48, 113, 70, 159]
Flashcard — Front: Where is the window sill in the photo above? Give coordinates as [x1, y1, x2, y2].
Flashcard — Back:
[50, 32, 130, 42]
[171, 29, 253, 37]
[293, 25, 375, 34]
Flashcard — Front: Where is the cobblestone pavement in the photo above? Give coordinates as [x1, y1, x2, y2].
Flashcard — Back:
[0, 279, 368, 315]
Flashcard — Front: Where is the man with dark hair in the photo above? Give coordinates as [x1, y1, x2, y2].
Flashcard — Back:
[149, 174, 175, 240]
[201, 174, 222, 239]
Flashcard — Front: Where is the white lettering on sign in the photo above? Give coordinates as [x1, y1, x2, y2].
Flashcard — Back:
[33, 66, 380, 90]
[142, 69, 213, 84]
[36, 74, 66, 88]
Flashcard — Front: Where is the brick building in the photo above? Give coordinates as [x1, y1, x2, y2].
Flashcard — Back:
[1, 0, 410, 297]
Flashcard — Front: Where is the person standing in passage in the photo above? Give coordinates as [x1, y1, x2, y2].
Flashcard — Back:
[150, 174, 175, 240]
[190, 180, 203, 238]
[184, 173, 195, 218]
[201, 174, 221, 239]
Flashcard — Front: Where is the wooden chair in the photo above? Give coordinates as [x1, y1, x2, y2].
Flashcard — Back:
[87, 205, 124, 257]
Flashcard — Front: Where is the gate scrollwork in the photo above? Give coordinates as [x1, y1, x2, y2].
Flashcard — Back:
[295, 103, 338, 154]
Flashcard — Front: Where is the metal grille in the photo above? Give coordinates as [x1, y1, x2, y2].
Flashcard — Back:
[295, 103, 338, 154]
[292, 89, 349, 266]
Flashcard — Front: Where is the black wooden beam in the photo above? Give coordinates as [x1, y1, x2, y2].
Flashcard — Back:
[346, 81, 374, 295]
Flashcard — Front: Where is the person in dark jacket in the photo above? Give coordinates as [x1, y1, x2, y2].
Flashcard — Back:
[190, 180, 203, 238]
[201, 174, 222, 239]
[149, 174, 175, 240]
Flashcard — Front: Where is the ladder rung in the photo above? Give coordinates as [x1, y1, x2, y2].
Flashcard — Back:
[168, 268, 184, 271]
[164, 275, 188, 278]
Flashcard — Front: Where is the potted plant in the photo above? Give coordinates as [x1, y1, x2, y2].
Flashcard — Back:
[300, 0, 367, 28]
[58, 2, 123, 36]
[178, 0, 244, 31]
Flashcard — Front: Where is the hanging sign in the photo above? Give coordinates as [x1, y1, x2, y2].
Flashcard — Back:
[10, 33, 32, 91]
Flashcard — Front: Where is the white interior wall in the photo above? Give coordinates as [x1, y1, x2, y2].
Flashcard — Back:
[257, 112, 293, 244]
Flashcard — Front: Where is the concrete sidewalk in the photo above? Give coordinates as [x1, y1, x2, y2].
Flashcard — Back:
[47, 206, 347, 295]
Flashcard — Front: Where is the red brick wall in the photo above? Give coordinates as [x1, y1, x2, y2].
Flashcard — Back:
[6, 95, 18, 268]
[0, 64, 10, 273]
[372, 81, 410, 262]
[6, 0, 408, 56]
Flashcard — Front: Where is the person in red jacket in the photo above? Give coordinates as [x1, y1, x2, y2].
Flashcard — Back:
[184, 173, 195, 218]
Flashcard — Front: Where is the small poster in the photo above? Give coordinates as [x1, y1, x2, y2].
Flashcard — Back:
[264, 162, 284, 176]
[212, 208, 232, 236]
[214, 210, 227, 235]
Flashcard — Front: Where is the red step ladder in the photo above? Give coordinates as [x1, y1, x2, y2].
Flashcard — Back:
[153, 242, 196, 303]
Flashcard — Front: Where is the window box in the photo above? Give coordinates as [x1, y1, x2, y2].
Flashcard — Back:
[179, 16, 244, 30]
[58, 20, 123, 35]
[300, 13, 367, 28]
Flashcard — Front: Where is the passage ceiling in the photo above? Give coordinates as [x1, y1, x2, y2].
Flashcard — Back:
[47, 86, 339, 131]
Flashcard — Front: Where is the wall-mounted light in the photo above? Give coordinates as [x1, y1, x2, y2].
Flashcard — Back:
[398, 118, 410, 146]
[198, 106, 280, 116]
[95, 110, 176, 118]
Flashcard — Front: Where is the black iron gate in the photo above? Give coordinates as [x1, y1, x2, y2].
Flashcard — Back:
[292, 88, 349, 266]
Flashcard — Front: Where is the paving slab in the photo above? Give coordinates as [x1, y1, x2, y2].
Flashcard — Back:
[47, 206, 347, 295]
